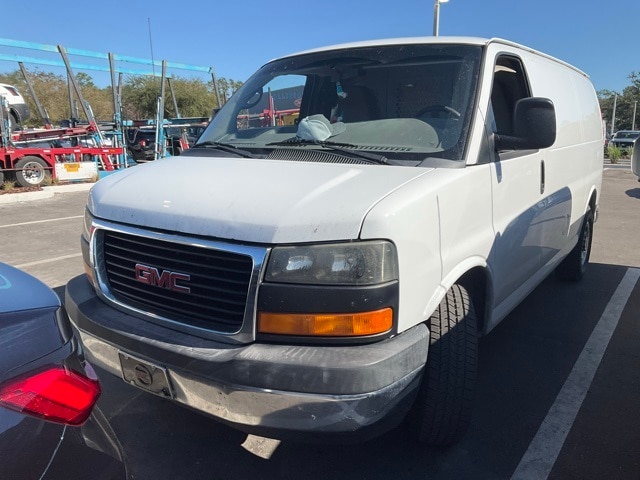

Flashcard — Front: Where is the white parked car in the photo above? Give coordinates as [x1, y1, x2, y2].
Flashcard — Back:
[0, 83, 30, 129]
[66, 37, 603, 446]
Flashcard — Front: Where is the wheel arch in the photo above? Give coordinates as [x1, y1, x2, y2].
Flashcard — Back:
[457, 267, 491, 336]
[426, 257, 492, 336]
[587, 187, 598, 221]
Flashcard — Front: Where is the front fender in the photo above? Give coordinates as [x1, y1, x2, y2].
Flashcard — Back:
[423, 256, 491, 326]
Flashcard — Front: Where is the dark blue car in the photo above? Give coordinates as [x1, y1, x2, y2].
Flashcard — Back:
[0, 263, 125, 479]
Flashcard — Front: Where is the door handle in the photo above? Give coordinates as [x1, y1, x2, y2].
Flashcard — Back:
[540, 159, 546, 194]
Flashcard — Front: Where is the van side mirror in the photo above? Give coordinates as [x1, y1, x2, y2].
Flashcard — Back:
[495, 97, 556, 151]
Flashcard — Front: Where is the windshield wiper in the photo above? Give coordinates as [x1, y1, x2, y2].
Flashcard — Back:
[192, 141, 257, 159]
[267, 138, 388, 165]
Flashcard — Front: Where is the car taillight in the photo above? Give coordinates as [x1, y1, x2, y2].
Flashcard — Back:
[0, 366, 101, 426]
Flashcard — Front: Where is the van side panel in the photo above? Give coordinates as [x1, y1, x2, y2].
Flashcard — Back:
[525, 52, 603, 224]
[572, 72, 605, 208]
[364, 45, 602, 335]
[360, 167, 493, 333]
[572, 75, 606, 144]
[480, 45, 561, 313]
[477, 44, 601, 331]
[431, 166, 494, 310]
[523, 52, 581, 264]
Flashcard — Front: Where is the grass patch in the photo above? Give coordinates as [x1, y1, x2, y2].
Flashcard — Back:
[607, 145, 622, 164]
[1, 180, 16, 191]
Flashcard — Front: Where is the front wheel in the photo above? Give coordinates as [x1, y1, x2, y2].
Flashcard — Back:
[14, 156, 48, 188]
[409, 283, 478, 446]
[556, 208, 594, 281]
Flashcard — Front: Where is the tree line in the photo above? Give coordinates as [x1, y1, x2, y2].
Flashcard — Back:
[598, 72, 640, 133]
[0, 68, 243, 127]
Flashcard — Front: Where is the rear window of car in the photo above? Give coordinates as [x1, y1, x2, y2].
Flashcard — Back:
[614, 131, 640, 139]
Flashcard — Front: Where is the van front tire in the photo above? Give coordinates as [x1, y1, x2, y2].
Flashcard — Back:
[411, 283, 478, 446]
[556, 208, 594, 281]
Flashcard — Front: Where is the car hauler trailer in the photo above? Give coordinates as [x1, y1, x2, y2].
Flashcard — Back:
[0, 100, 123, 186]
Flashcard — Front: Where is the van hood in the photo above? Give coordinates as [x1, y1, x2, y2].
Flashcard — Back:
[89, 156, 432, 244]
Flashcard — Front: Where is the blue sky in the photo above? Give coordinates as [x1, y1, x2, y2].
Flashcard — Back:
[0, 0, 637, 94]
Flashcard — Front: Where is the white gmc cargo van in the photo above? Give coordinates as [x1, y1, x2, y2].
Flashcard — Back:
[66, 37, 603, 446]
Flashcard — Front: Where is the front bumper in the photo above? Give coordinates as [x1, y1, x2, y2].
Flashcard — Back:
[65, 275, 429, 438]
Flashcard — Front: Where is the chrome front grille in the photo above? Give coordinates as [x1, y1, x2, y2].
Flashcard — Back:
[100, 229, 255, 334]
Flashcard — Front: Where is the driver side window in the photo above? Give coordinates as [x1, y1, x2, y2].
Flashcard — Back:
[489, 56, 531, 136]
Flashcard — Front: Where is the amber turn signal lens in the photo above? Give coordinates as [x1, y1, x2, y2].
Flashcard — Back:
[258, 308, 392, 337]
[83, 261, 94, 285]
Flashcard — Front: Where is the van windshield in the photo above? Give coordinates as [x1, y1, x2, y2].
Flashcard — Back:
[197, 44, 482, 164]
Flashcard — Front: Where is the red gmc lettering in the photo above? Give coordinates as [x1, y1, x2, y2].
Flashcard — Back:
[134, 264, 191, 293]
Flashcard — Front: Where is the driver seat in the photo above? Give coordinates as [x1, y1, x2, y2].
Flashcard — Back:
[396, 82, 442, 118]
[339, 86, 381, 123]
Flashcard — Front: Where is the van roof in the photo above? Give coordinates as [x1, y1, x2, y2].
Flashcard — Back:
[273, 36, 589, 79]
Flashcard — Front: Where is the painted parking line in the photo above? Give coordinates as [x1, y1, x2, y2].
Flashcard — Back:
[511, 267, 640, 480]
[0, 215, 83, 229]
[15, 253, 82, 269]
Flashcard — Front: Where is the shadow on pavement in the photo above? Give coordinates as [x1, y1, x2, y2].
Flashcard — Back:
[625, 187, 640, 199]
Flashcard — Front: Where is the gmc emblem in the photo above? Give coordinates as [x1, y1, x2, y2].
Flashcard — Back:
[134, 263, 191, 294]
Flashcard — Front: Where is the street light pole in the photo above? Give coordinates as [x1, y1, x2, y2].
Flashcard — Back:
[433, 0, 450, 36]
[611, 94, 617, 137]
[633, 101, 637, 131]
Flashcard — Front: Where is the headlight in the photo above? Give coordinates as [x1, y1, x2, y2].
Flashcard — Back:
[264, 241, 398, 285]
[82, 208, 94, 242]
[82, 209, 95, 285]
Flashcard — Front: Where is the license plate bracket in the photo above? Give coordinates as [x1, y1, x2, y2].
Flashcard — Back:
[118, 352, 174, 399]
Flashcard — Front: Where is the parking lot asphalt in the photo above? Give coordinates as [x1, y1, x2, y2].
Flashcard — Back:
[0, 182, 92, 205]
[0, 168, 639, 479]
